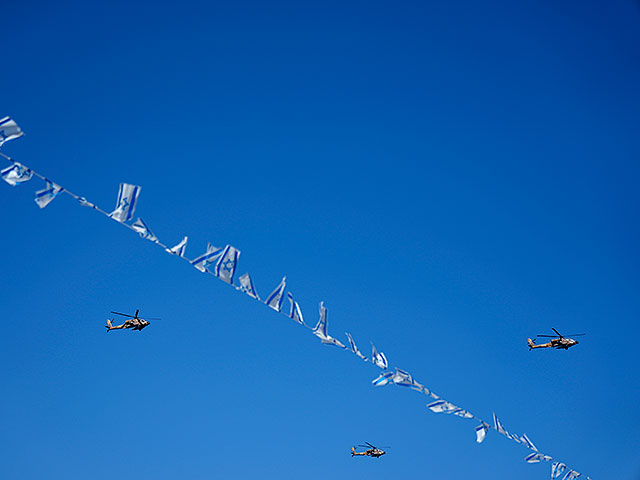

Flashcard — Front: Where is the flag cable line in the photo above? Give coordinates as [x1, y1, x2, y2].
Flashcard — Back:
[0, 121, 590, 480]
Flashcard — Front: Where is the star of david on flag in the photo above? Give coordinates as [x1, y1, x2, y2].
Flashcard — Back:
[213, 245, 240, 284]
[371, 342, 388, 370]
[109, 183, 141, 223]
[237, 272, 260, 300]
[34, 180, 62, 208]
[191, 243, 223, 273]
[0, 116, 24, 147]
[1, 162, 32, 186]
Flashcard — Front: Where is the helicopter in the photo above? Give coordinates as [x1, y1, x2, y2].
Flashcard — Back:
[351, 442, 386, 458]
[105, 309, 157, 332]
[528, 328, 585, 350]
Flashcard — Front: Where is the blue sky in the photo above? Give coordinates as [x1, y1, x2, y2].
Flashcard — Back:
[1, 1, 639, 479]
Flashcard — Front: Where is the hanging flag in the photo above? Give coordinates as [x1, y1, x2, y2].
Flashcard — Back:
[131, 218, 158, 242]
[191, 243, 223, 273]
[265, 276, 286, 311]
[237, 273, 260, 300]
[1, 162, 32, 186]
[312, 302, 345, 348]
[475, 423, 489, 443]
[213, 245, 240, 284]
[345, 332, 367, 361]
[286, 292, 304, 324]
[391, 368, 418, 388]
[78, 197, 95, 208]
[372, 371, 394, 386]
[551, 462, 567, 479]
[520, 433, 538, 451]
[109, 183, 141, 223]
[427, 400, 458, 414]
[493, 413, 510, 438]
[0, 116, 24, 147]
[562, 470, 580, 480]
[166, 236, 188, 257]
[371, 342, 388, 370]
[451, 408, 474, 419]
[34, 180, 62, 208]
[524, 452, 552, 463]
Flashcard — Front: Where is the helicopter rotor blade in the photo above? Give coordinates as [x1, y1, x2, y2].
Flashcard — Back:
[111, 311, 135, 318]
[135, 309, 140, 318]
[552, 328, 563, 338]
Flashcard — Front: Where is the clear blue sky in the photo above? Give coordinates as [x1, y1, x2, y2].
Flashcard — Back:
[1, 1, 639, 479]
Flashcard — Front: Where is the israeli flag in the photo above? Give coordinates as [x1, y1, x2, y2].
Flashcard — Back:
[265, 276, 286, 311]
[34, 180, 62, 208]
[191, 243, 223, 273]
[451, 408, 474, 419]
[475, 423, 489, 443]
[166, 236, 188, 257]
[427, 400, 457, 413]
[391, 368, 416, 388]
[78, 197, 95, 208]
[312, 302, 345, 348]
[237, 272, 260, 300]
[1, 162, 32, 186]
[109, 183, 141, 223]
[131, 218, 158, 243]
[286, 292, 305, 324]
[214, 245, 240, 284]
[345, 332, 367, 361]
[371, 342, 388, 370]
[551, 463, 567, 479]
[372, 371, 394, 387]
[562, 470, 580, 480]
[492, 413, 510, 438]
[0, 116, 24, 147]
[520, 433, 538, 451]
[526, 453, 552, 463]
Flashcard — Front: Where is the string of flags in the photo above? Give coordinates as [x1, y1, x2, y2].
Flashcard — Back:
[0, 116, 592, 480]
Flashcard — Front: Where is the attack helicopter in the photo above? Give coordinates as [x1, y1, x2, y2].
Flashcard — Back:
[351, 442, 386, 458]
[528, 328, 585, 350]
[105, 309, 157, 332]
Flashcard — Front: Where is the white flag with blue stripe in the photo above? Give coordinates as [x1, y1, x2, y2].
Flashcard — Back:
[0, 116, 24, 147]
[493, 413, 510, 438]
[131, 218, 158, 242]
[109, 183, 141, 223]
[286, 292, 304, 324]
[191, 243, 223, 273]
[520, 433, 538, 451]
[34, 180, 62, 208]
[372, 371, 394, 386]
[427, 400, 458, 413]
[475, 423, 489, 443]
[524, 452, 552, 463]
[213, 245, 240, 284]
[237, 272, 260, 300]
[562, 470, 580, 480]
[265, 276, 286, 311]
[371, 342, 388, 369]
[312, 302, 345, 348]
[1, 162, 32, 186]
[451, 408, 474, 419]
[166, 236, 188, 257]
[345, 332, 367, 361]
[551, 463, 567, 479]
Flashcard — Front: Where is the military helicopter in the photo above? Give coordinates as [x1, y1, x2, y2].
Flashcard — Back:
[528, 328, 585, 350]
[105, 309, 157, 332]
[351, 442, 387, 458]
